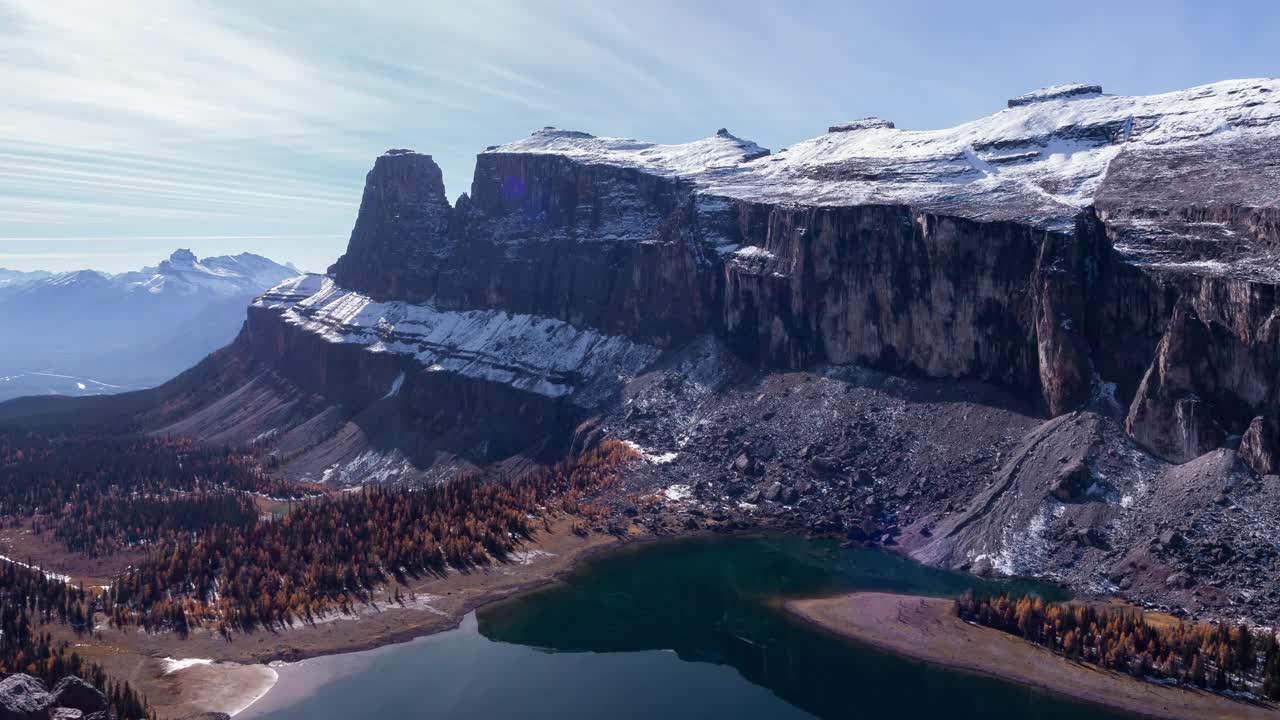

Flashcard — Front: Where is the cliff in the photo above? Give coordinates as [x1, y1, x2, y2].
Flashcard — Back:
[48, 78, 1263, 485]
[281, 79, 1278, 476]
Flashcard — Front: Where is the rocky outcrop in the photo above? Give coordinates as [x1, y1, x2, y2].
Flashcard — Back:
[0, 675, 110, 720]
[1240, 414, 1280, 475]
[0, 675, 53, 720]
[49, 678, 108, 717]
[327, 150, 452, 301]
[1125, 301, 1226, 461]
[1121, 277, 1279, 462]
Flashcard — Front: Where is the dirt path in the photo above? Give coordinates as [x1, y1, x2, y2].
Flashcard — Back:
[787, 592, 1280, 720]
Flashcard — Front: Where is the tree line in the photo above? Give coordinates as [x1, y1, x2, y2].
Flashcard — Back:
[0, 431, 306, 556]
[40, 491, 260, 557]
[0, 560, 151, 718]
[104, 439, 638, 635]
[957, 590, 1280, 699]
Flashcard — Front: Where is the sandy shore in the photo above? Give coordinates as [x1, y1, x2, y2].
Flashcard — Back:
[787, 592, 1280, 720]
[76, 518, 632, 719]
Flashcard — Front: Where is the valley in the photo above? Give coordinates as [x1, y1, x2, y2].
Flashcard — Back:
[0, 77, 1278, 718]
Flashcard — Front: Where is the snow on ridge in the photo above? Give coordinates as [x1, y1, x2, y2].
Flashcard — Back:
[254, 276, 661, 406]
[105, 249, 297, 298]
[485, 126, 770, 178]
[482, 79, 1280, 230]
[1007, 83, 1103, 107]
[257, 273, 325, 304]
[828, 117, 895, 133]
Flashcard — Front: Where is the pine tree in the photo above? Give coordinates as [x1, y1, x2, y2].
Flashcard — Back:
[1190, 654, 1207, 688]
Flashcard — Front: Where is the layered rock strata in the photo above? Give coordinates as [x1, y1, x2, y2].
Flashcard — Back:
[238, 79, 1280, 473]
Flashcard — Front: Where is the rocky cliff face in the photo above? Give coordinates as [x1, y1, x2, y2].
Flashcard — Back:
[216, 79, 1280, 483]
[6, 79, 1276, 621]
[324, 144, 1112, 417]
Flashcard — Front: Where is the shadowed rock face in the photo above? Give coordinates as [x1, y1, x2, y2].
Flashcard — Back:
[327, 149, 453, 301]
[326, 149, 1110, 416]
[1116, 273, 1280, 462]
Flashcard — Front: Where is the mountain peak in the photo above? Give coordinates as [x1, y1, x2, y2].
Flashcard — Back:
[168, 248, 198, 266]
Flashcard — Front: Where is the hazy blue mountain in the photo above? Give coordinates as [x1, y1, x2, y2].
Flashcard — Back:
[0, 249, 297, 401]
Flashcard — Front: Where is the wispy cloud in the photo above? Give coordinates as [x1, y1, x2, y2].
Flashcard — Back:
[1, 0, 1275, 272]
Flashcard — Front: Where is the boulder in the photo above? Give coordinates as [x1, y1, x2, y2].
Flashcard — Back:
[862, 494, 880, 513]
[50, 677, 108, 715]
[0, 674, 53, 720]
[1049, 459, 1093, 502]
[808, 455, 840, 473]
[1158, 529, 1184, 549]
[763, 482, 784, 502]
[751, 440, 776, 461]
[846, 517, 880, 542]
[1240, 415, 1280, 476]
[732, 452, 760, 475]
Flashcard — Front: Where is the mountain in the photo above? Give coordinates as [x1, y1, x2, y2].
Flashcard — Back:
[0, 250, 298, 401]
[0, 268, 52, 288]
[6, 79, 1280, 622]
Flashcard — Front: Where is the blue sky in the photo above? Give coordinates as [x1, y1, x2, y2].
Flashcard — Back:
[1, 0, 1276, 273]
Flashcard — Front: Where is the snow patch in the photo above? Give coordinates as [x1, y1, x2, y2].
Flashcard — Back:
[663, 484, 692, 502]
[623, 440, 678, 465]
[162, 657, 214, 674]
[255, 276, 661, 407]
[317, 448, 415, 486]
[384, 371, 406, 399]
[733, 246, 775, 261]
[0, 554, 70, 584]
[508, 549, 554, 565]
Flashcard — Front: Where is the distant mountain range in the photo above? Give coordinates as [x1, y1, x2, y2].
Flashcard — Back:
[0, 249, 297, 401]
[0, 268, 53, 287]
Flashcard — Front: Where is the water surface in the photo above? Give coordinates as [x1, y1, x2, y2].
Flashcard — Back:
[243, 536, 1128, 719]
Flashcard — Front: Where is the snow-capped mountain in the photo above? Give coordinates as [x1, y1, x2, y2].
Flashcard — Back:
[115, 249, 301, 297]
[0, 249, 298, 401]
[0, 268, 52, 288]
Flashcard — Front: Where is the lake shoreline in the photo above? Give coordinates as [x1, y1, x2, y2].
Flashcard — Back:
[786, 592, 1280, 720]
[89, 523, 736, 718]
